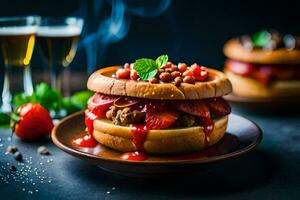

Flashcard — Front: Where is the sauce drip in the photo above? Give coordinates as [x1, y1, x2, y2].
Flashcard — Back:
[131, 124, 148, 151]
[121, 124, 148, 161]
[85, 93, 115, 134]
[72, 133, 98, 148]
[85, 109, 98, 135]
[202, 117, 214, 146]
[121, 151, 148, 161]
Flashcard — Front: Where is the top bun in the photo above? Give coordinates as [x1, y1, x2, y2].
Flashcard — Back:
[224, 38, 300, 64]
[87, 66, 232, 100]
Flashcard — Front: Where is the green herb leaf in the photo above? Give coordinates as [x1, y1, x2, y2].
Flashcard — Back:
[61, 97, 80, 115]
[0, 113, 10, 128]
[155, 54, 168, 68]
[10, 112, 20, 122]
[133, 58, 158, 80]
[251, 30, 271, 48]
[60, 91, 92, 115]
[8, 82, 92, 117]
[12, 93, 32, 109]
[70, 90, 93, 110]
[35, 83, 62, 111]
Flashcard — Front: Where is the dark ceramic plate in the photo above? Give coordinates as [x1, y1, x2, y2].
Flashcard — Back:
[51, 111, 262, 177]
[224, 93, 300, 113]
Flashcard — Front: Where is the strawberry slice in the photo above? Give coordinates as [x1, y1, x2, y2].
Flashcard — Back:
[226, 60, 254, 76]
[87, 93, 116, 118]
[252, 66, 272, 84]
[205, 98, 231, 116]
[177, 101, 210, 119]
[85, 93, 116, 135]
[146, 103, 179, 129]
[88, 93, 116, 109]
[176, 100, 214, 144]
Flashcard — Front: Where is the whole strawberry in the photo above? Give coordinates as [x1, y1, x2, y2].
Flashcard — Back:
[12, 103, 54, 141]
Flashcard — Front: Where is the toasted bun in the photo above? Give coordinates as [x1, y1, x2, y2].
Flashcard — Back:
[87, 66, 232, 100]
[224, 38, 300, 64]
[92, 116, 228, 154]
[225, 70, 300, 98]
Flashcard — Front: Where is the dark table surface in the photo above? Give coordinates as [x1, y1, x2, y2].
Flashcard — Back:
[0, 107, 300, 200]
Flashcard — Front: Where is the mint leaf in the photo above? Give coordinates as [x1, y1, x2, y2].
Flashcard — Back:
[155, 54, 168, 68]
[133, 58, 158, 80]
[251, 30, 271, 48]
[143, 69, 158, 81]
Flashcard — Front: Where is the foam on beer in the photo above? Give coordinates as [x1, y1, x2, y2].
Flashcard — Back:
[37, 26, 81, 37]
[0, 26, 36, 35]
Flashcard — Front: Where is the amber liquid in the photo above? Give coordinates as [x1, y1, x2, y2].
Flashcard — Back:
[37, 35, 79, 67]
[0, 33, 35, 67]
[0, 32, 35, 112]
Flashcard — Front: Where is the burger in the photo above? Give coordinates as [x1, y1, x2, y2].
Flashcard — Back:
[224, 30, 300, 98]
[84, 55, 232, 160]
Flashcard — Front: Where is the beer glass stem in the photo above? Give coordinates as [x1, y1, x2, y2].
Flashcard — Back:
[0, 65, 33, 113]
[51, 64, 62, 93]
[50, 64, 70, 96]
[63, 67, 71, 97]
[24, 66, 34, 96]
[1, 69, 12, 113]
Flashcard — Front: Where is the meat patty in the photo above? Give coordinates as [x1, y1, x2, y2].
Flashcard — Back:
[106, 106, 145, 126]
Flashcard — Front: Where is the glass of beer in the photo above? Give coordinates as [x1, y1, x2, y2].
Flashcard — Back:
[0, 16, 40, 112]
[37, 17, 84, 96]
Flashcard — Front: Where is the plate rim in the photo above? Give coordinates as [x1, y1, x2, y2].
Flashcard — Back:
[51, 111, 263, 165]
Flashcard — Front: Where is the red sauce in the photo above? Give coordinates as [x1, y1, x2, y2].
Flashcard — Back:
[85, 94, 115, 135]
[85, 110, 98, 135]
[130, 124, 148, 151]
[72, 133, 98, 148]
[82, 93, 230, 161]
[120, 125, 149, 161]
[226, 59, 300, 83]
[121, 151, 148, 161]
[202, 117, 214, 146]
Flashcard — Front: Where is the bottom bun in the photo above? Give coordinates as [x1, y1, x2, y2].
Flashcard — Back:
[93, 116, 228, 154]
[225, 70, 300, 98]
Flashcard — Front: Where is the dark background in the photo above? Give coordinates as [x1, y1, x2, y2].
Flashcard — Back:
[1, 0, 300, 74]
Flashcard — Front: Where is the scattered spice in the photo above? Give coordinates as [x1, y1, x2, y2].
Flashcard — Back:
[13, 152, 23, 162]
[1, 147, 54, 194]
[6, 146, 18, 154]
[9, 165, 17, 172]
[37, 146, 50, 155]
